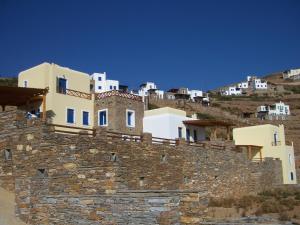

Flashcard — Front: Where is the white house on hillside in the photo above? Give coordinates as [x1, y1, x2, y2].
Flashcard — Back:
[188, 90, 203, 101]
[223, 86, 242, 96]
[257, 101, 290, 120]
[143, 107, 205, 142]
[138, 82, 164, 101]
[91, 72, 119, 93]
[283, 69, 300, 80]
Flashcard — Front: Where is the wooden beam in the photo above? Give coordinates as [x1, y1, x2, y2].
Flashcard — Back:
[248, 145, 252, 160]
[259, 148, 262, 162]
[42, 95, 46, 121]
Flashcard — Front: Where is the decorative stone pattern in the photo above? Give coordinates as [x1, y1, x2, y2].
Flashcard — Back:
[94, 95, 144, 135]
[0, 110, 283, 225]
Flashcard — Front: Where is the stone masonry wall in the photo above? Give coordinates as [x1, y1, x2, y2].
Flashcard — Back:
[0, 110, 283, 224]
[94, 95, 144, 135]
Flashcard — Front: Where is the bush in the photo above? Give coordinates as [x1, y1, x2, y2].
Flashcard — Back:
[278, 212, 290, 221]
[208, 198, 235, 208]
[258, 199, 283, 213]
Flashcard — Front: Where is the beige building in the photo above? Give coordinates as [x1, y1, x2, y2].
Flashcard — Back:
[18, 63, 94, 133]
[233, 124, 296, 184]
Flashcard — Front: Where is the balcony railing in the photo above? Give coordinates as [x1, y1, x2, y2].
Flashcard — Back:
[271, 141, 281, 146]
[57, 88, 91, 100]
[95, 90, 142, 102]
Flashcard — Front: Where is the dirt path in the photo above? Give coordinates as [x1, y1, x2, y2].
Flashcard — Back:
[0, 187, 26, 225]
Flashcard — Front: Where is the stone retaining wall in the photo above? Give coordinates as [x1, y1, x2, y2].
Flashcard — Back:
[0, 110, 283, 224]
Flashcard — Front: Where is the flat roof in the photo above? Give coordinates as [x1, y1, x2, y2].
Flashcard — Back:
[183, 119, 235, 127]
[0, 86, 47, 106]
[145, 107, 186, 117]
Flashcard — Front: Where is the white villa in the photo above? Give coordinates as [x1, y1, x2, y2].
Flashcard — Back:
[222, 75, 267, 96]
[257, 101, 290, 120]
[143, 107, 205, 142]
[91, 72, 119, 93]
[283, 68, 300, 80]
[138, 82, 164, 101]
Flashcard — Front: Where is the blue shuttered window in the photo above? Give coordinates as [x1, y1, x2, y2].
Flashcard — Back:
[82, 111, 89, 126]
[67, 108, 75, 124]
[99, 110, 107, 126]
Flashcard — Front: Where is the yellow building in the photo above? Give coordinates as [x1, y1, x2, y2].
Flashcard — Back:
[233, 124, 296, 184]
[18, 63, 94, 133]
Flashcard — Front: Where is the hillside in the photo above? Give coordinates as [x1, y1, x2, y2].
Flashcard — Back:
[0, 77, 18, 87]
[149, 93, 300, 183]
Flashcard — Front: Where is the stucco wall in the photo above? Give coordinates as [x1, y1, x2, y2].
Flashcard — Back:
[233, 124, 297, 184]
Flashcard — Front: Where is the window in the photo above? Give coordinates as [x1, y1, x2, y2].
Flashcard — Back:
[114, 86, 117, 90]
[67, 108, 75, 124]
[37, 169, 47, 178]
[98, 86, 102, 90]
[110, 85, 113, 90]
[291, 172, 294, 181]
[178, 127, 182, 138]
[98, 77, 102, 81]
[139, 177, 145, 187]
[24, 80, 28, 88]
[161, 154, 167, 163]
[186, 128, 190, 141]
[126, 110, 135, 127]
[289, 154, 292, 165]
[82, 111, 89, 126]
[99, 109, 107, 126]
[4, 149, 12, 160]
[193, 130, 197, 142]
[273, 132, 278, 145]
[111, 153, 117, 162]
[58, 78, 67, 94]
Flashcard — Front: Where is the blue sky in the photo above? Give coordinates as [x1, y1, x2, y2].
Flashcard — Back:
[0, 0, 299, 91]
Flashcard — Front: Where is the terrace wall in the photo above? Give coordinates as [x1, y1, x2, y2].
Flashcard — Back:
[0, 110, 283, 224]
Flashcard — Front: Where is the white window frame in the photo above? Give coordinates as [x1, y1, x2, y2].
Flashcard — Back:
[126, 109, 135, 127]
[98, 109, 108, 126]
[81, 110, 90, 126]
[66, 107, 76, 125]
[24, 80, 28, 88]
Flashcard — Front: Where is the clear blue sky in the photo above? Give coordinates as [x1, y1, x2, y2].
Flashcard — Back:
[0, 0, 299, 91]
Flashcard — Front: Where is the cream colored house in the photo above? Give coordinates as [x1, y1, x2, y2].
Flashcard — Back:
[233, 124, 296, 184]
[18, 63, 94, 133]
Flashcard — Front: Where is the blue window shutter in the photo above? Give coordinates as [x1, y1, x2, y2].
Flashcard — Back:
[127, 112, 131, 126]
[67, 109, 74, 123]
[83, 111, 89, 125]
[99, 111, 107, 126]
[59, 78, 67, 94]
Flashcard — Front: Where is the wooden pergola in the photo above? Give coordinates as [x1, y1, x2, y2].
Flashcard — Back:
[0, 86, 48, 121]
[236, 144, 263, 162]
[183, 119, 235, 140]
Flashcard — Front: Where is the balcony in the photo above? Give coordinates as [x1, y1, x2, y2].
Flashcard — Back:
[271, 141, 281, 146]
[57, 88, 91, 100]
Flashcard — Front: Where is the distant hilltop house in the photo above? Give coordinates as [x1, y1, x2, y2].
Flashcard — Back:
[283, 68, 300, 80]
[90, 72, 119, 93]
[257, 101, 290, 120]
[137, 81, 209, 105]
[221, 75, 268, 96]
[138, 82, 164, 101]
[233, 124, 297, 184]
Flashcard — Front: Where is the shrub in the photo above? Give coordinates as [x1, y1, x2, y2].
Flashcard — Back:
[278, 212, 290, 221]
[208, 198, 235, 208]
[258, 199, 283, 213]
